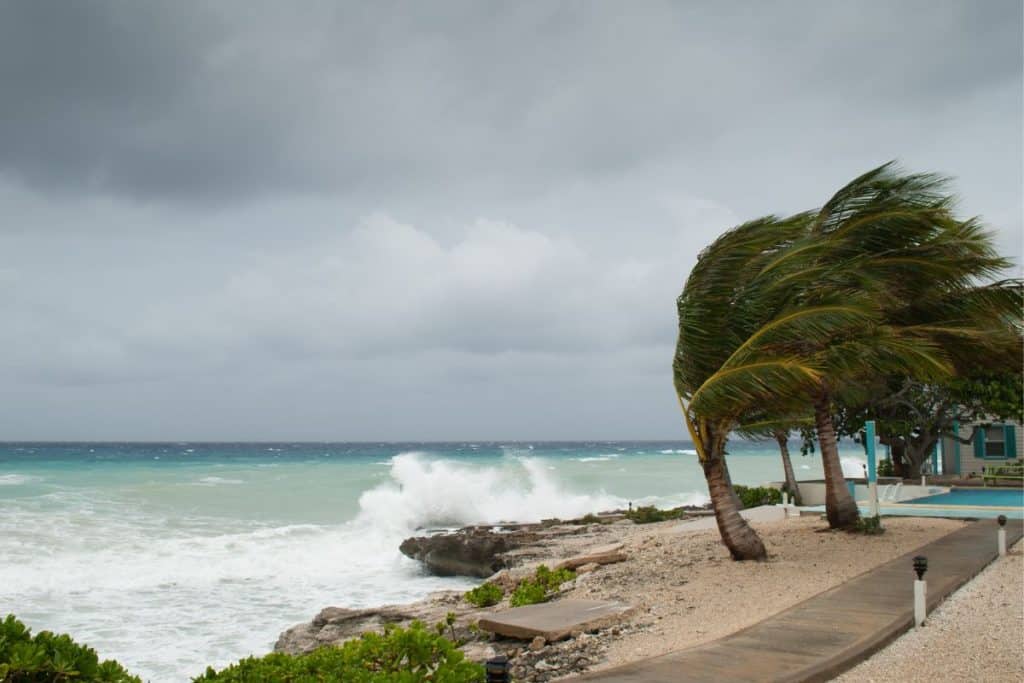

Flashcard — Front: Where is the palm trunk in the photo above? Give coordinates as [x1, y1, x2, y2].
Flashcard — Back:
[774, 430, 802, 506]
[702, 442, 767, 560]
[814, 385, 860, 528]
[890, 440, 908, 479]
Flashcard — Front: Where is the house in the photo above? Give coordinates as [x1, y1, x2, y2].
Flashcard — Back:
[939, 419, 1021, 477]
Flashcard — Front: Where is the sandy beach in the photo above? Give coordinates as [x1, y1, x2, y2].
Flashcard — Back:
[556, 515, 967, 674]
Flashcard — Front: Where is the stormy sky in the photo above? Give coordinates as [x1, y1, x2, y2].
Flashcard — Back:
[1, 1, 1021, 440]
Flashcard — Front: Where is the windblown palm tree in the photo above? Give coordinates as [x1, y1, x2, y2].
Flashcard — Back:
[764, 164, 1017, 527]
[675, 163, 1017, 548]
[673, 213, 879, 557]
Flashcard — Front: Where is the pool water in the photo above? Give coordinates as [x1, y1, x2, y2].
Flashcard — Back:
[903, 488, 1024, 507]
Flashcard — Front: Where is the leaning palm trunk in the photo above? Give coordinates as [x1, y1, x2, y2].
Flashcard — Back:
[814, 386, 859, 528]
[703, 444, 767, 560]
[775, 430, 802, 506]
[687, 418, 767, 560]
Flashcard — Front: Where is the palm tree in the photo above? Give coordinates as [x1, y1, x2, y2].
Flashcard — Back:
[676, 163, 1019, 548]
[674, 214, 878, 558]
[765, 164, 1016, 526]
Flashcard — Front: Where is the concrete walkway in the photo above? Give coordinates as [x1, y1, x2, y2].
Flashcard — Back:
[573, 518, 1023, 682]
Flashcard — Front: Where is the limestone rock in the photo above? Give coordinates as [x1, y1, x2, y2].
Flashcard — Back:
[399, 527, 543, 578]
[554, 543, 628, 571]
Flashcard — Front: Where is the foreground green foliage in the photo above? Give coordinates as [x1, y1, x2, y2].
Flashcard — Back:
[509, 565, 576, 607]
[733, 485, 783, 509]
[194, 621, 484, 682]
[624, 505, 689, 524]
[0, 614, 140, 683]
[464, 582, 503, 607]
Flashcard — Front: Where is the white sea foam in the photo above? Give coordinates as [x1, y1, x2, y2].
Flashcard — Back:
[195, 476, 244, 486]
[356, 452, 625, 532]
[0, 474, 39, 485]
[575, 454, 620, 462]
[659, 449, 697, 454]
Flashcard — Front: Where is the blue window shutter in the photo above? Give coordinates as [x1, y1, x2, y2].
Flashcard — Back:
[1005, 425, 1017, 459]
[974, 428, 986, 458]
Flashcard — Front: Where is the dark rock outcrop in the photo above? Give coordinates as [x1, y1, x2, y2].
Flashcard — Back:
[399, 527, 541, 578]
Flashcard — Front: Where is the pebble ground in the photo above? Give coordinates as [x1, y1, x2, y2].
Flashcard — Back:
[836, 538, 1023, 682]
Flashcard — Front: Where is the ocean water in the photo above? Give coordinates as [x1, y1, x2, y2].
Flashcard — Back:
[0, 441, 867, 681]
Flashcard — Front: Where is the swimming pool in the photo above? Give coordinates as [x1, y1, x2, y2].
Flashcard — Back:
[902, 488, 1024, 507]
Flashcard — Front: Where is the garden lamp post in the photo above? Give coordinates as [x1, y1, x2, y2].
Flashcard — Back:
[486, 655, 511, 683]
[997, 515, 1007, 557]
[913, 555, 927, 628]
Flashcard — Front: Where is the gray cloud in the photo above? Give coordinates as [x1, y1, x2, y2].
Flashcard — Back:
[0, 1, 1019, 439]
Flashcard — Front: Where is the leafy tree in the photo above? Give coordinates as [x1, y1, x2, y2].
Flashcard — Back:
[835, 369, 1023, 477]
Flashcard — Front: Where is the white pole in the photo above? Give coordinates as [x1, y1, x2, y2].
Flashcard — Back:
[868, 481, 879, 517]
[920, 474, 926, 487]
[998, 528, 1007, 557]
[914, 579, 927, 627]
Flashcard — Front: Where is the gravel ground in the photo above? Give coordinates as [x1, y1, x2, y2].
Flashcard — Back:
[835, 538, 1024, 682]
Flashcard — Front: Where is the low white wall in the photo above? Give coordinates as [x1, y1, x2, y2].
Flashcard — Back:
[780, 481, 946, 506]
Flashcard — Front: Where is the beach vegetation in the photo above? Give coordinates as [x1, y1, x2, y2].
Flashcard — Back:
[732, 485, 782, 509]
[852, 515, 885, 535]
[193, 620, 484, 682]
[464, 582, 504, 607]
[509, 565, 576, 607]
[624, 505, 687, 524]
[576, 513, 613, 525]
[0, 614, 141, 683]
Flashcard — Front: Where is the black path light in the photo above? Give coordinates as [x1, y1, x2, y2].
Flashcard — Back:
[912, 555, 927, 628]
[997, 515, 1008, 556]
[913, 555, 927, 580]
[486, 655, 511, 683]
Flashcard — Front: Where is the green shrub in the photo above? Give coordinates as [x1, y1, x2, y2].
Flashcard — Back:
[852, 515, 885, 535]
[509, 565, 576, 607]
[575, 513, 612, 525]
[0, 614, 140, 683]
[877, 459, 895, 477]
[625, 505, 688, 524]
[194, 621, 484, 682]
[733, 485, 782, 509]
[464, 582, 504, 607]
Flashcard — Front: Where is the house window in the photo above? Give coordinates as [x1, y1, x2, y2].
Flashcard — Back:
[973, 424, 1018, 459]
[985, 426, 1006, 457]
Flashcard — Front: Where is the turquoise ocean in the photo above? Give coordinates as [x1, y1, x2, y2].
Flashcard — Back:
[0, 441, 868, 681]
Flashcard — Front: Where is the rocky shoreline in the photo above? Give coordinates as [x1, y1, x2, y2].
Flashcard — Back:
[276, 509, 697, 681]
[276, 512, 965, 682]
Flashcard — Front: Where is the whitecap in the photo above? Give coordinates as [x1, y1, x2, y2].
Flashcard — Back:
[0, 474, 39, 486]
[575, 454, 620, 462]
[195, 476, 244, 486]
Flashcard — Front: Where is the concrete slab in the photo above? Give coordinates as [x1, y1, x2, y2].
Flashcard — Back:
[477, 599, 634, 642]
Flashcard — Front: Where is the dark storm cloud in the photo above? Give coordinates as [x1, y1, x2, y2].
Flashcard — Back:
[1, 1, 1019, 203]
[0, 1, 1019, 439]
